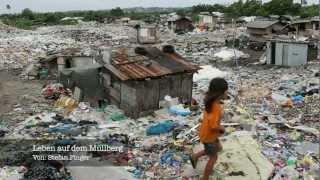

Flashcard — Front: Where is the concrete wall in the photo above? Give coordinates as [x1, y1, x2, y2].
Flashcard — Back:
[199, 15, 213, 24]
[137, 28, 158, 44]
[71, 57, 96, 67]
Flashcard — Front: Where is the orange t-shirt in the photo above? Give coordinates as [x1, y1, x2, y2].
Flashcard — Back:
[199, 102, 222, 143]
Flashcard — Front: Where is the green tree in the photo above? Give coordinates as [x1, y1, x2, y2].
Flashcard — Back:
[177, 9, 187, 17]
[15, 19, 33, 29]
[21, 8, 35, 20]
[110, 7, 124, 17]
[191, 4, 226, 13]
[225, 0, 244, 17]
[242, 0, 262, 16]
[263, 0, 301, 16]
[300, 5, 318, 17]
[191, 14, 200, 22]
[44, 13, 59, 24]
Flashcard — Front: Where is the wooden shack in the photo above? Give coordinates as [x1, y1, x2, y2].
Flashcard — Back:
[168, 17, 194, 33]
[101, 46, 199, 118]
[247, 20, 281, 36]
[290, 19, 313, 35]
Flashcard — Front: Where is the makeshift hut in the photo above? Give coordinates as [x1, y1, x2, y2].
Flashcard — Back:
[100, 45, 199, 118]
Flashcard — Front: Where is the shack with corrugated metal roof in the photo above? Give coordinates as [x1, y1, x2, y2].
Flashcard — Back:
[99, 45, 199, 118]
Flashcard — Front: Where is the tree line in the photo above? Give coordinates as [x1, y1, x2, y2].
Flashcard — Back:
[191, 0, 318, 18]
[0, 0, 318, 29]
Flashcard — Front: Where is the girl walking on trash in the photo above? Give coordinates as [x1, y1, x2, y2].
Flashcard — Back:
[190, 78, 228, 180]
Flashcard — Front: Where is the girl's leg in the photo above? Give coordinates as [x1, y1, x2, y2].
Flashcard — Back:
[193, 150, 205, 159]
[202, 154, 218, 180]
[190, 150, 205, 168]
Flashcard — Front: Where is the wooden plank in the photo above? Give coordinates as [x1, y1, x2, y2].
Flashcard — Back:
[180, 73, 193, 103]
[102, 73, 111, 88]
[109, 87, 121, 102]
[169, 75, 182, 98]
[159, 76, 170, 100]
[139, 79, 159, 111]
[120, 82, 136, 106]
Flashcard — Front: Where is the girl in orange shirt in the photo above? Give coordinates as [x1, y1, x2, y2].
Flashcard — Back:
[190, 78, 228, 180]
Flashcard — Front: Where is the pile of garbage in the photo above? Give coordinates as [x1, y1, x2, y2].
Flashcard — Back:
[0, 22, 137, 71]
[213, 47, 249, 62]
[163, 27, 248, 65]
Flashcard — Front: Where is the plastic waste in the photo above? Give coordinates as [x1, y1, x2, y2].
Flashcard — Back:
[286, 156, 297, 166]
[39, 69, 49, 79]
[298, 155, 316, 169]
[292, 95, 304, 104]
[273, 166, 299, 180]
[42, 83, 71, 99]
[292, 125, 320, 137]
[146, 120, 175, 135]
[169, 105, 191, 116]
[54, 96, 78, 109]
[0, 166, 23, 180]
[160, 151, 182, 167]
[132, 168, 142, 178]
[295, 142, 320, 155]
[110, 112, 126, 121]
[141, 136, 162, 149]
[48, 124, 82, 136]
[271, 93, 289, 105]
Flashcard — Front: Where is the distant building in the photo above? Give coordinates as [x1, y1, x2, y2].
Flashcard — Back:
[101, 45, 199, 118]
[198, 12, 219, 27]
[246, 20, 287, 45]
[128, 20, 145, 27]
[104, 17, 116, 24]
[118, 17, 131, 24]
[247, 20, 282, 36]
[290, 19, 313, 34]
[136, 25, 159, 44]
[168, 16, 194, 33]
[266, 39, 308, 66]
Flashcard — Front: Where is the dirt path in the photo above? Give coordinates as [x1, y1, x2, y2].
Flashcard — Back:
[0, 70, 43, 115]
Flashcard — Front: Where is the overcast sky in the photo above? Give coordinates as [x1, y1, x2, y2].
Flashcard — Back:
[0, 0, 318, 14]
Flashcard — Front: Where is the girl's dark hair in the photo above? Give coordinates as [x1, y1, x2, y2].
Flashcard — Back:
[204, 78, 228, 113]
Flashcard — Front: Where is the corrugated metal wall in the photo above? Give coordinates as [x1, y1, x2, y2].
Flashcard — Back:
[267, 41, 308, 66]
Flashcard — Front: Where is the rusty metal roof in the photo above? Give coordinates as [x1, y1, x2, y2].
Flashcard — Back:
[104, 46, 199, 81]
